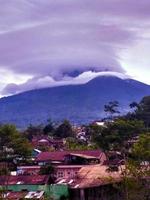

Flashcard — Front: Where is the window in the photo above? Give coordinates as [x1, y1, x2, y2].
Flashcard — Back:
[58, 171, 64, 178]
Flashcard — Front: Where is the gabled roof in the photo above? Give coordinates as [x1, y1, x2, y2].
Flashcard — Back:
[0, 175, 50, 185]
[37, 151, 66, 162]
[36, 150, 104, 162]
[4, 191, 45, 199]
[70, 165, 123, 189]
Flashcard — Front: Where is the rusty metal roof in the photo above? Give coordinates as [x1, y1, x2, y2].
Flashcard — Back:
[0, 175, 50, 185]
[36, 150, 104, 162]
[69, 165, 124, 188]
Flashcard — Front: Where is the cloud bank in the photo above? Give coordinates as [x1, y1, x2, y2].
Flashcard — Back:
[2, 71, 130, 95]
[0, 0, 150, 95]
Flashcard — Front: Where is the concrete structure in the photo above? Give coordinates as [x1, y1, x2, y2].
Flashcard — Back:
[55, 165, 83, 179]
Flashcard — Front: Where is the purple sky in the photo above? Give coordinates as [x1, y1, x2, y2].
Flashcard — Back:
[0, 0, 150, 96]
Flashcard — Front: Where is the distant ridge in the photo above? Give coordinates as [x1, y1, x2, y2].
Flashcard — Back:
[0, 76, 150, 128]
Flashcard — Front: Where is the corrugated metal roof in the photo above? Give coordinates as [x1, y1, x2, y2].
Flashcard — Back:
[4, 191, 45, 199]
[0, 175, 50, 185]
[36, 150, 104, 162]
[70, 165, 124, 188]
[4, 191, 27, 199]
[25, 191, 44, 199]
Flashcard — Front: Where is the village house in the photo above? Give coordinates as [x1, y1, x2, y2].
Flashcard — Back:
[0, 175, 69, 199]
[31, 136, 64, 151]
[68, 165, 124, 200]
[36, 150, 106, 166]
[17, 165, 81, 179]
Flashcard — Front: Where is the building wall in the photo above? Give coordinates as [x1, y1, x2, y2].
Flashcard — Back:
[55, 167, 81, 179]
[70, 184, 122, 200]
[17, 167, 40, 175]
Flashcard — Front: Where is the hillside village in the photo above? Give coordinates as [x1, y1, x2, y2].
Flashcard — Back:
[0, 97, 150, 200]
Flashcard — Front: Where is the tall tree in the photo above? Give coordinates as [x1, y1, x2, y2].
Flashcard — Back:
[132, 133, 150, 163]
[55, 120, 74, 138]
[0, 124, 32, 159]
[122, 133, 150, 200]
[135, 96, 150, 128]
[104, 101, 120, 119]
[24, 124, 43, 140]
[92, 119, 144, 152]
[43, 119, 55, 135]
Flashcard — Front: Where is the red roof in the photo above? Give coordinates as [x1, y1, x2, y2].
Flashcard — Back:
[0, 175, 50, 185]
[36, 150, 104, 162]
[4, 191, 27, 199]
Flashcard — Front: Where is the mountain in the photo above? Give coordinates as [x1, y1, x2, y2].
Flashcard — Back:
[0, 76, 150, 128]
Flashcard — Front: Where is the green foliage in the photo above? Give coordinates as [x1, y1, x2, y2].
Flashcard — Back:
[112, 119, 144, 140]
[0, 124, 32, 159]
[24, 124, 43, 140]
[0, 124, 18, 149]
[122, 133, 150, 200]
[132, 133, 150, 162]
[43, 119, 55, 135]
[91, 119, 144, 151]
[104, 101, 120, 118]
[65, 137, 97, 150]
[39, 164, 54, 175]
[122, 175, 149, 200]
[54, 120, 74, 138]
[130, 96, 150, 128]
[89, 124, 110, 151]
[12, 137, 32, 158]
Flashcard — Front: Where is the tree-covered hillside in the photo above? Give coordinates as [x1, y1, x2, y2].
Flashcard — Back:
[0, 76, 150, 128]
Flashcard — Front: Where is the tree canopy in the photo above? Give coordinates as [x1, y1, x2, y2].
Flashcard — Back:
[104, 101, 120, 119]
[132, 133, 150, 162]
[91, 119, 144, 152]
[129, 96, 150, 128]
[122, 133, 150, 200]
[54, 120, 74, 138]
[0, 124, 32, 159]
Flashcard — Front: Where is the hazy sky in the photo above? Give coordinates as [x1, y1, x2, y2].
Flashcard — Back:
[0, 0, 150, 96]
